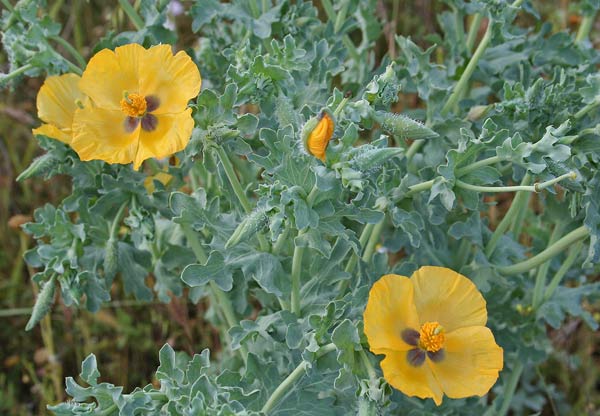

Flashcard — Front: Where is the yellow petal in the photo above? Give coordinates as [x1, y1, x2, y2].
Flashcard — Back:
[144, 171, 173, 193]
[380, 350, 444, 405]
[36, 73, 84, 129]
[139, 45, 201, 115]
[363, 274, 421, 354]
[79, 44, 143, 110]
[307, 112, 334, 161]
[134, 110, 194, 170]
[429, 326, 503, 400]
[71, 106, 140, 165]
[32, 124, 71, 144]
[411, 266, 487, 332]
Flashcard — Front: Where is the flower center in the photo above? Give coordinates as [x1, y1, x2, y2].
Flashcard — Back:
[418, 321, 445, 352]
[120, 92, 147, 117]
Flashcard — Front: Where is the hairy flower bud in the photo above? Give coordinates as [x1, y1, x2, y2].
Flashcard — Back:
[103, 238, 119, 280]
[374, 111, 438, 140]
[302, 110, 335, 161]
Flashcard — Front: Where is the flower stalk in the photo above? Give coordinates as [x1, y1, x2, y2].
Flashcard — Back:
[214, 145, 269, 251]
[496, 226, 590, 275]
[543, 241, 583, 303]
[181, 223, 248, 361]
[290, 234, 305, 315]
[49, 35, 87, 70]
[531, 223, 563, 309]
[485, 173, 532, 257]
[261, 343, 336, 414]
[575, 13, 596, 43]
[497, 361, 524, 416]
[118, 0, 144, 30]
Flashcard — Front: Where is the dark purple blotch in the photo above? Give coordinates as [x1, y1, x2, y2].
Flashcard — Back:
[406, 348, 426, 367]
[141, 114, 158, 132]
[145, 95, 160, 112]
[401, 328, 420, 346]
[427, 349, 445, 363]
[124, 116, 140, 133]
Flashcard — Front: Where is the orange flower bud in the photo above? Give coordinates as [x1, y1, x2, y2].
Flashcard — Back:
[304, 111, 334, 162]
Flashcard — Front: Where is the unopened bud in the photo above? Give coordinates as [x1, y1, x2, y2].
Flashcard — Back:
[103, 238, 119, 280]
[302, 110, 335, 162]
[374, 111, 438, 140]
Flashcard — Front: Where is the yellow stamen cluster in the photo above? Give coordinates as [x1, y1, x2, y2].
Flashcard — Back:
[120, 92, 147, 117]
[419, 321, 445, 352]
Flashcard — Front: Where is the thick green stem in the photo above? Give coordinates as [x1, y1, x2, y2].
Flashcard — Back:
[485, 173, 532, 257]
[405, 139, 424, 163]
[290, 236, 305, 315]
[575, 100, 600, 120]
[261, 343, 336, 414]
[543, 241, 583, 303]
[49, 35, 86, 70]
[497, 361, 524, 416]
[441, 20, 493, 115]
[455, 155, 501, 176]
[215, 146, 269, 251]
[110, 202, 129, 240]
[362, 219, 385, 263]
[334, 0, 349, 34]
[360, 349, 377, 381]
[465, 13, 483, 54]
[496, 226, 589, 275]
[1, 64, 33, 84]
[181, 224, 247, 360]
[456, 172, 575, 194]
[531, 223, 564, 309]
[321, 0, 361, 63]
[333, 93, 351, 118]
[118, 0, 144, 30]
[575, 13, 596, 42]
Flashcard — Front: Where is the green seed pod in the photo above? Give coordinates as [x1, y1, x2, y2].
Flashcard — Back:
[25, 275, 56, 331]
[225, 209, 268, 249]
[374, 111, 439, 140]
[103, 238, 119, 280]
[17, 153, 56, 181]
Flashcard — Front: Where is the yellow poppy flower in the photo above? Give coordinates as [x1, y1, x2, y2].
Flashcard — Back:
[71, 43, 201, 169]
[305, 111, 334, 161]
[33, 73, 85, 144]
[363, 266, 503, 405]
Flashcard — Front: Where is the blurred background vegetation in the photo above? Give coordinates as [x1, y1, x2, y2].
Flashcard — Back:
[0, 1, 598, 414]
